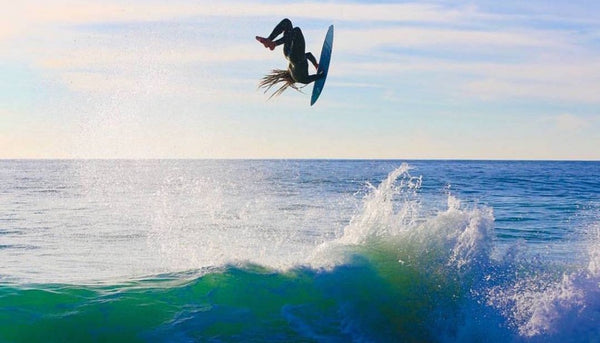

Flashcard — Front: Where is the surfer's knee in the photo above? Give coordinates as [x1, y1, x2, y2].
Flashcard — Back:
[291, 27, 303, 39]
[279, 18, 292, 30]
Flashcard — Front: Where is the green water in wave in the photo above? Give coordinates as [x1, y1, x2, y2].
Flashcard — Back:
[0, 251, 475, 343]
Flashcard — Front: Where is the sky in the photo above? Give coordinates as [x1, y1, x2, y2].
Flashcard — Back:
[1, 0, 599, 159]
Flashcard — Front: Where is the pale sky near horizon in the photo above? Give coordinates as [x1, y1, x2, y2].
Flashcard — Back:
[1, 0, 599, 159]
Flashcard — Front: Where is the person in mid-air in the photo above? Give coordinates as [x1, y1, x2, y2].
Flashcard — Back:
[256, 18, 323, 98]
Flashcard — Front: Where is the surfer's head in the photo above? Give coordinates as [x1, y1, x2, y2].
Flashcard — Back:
[258, 69, 302, 99]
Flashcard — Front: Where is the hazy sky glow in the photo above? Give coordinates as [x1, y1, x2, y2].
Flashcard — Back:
[2, 0, 599, 159]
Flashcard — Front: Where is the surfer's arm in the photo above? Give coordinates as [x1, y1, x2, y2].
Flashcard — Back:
[306, 52, 319, 70]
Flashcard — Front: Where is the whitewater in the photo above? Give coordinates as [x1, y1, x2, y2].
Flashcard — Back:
[0, 160, 599, 342]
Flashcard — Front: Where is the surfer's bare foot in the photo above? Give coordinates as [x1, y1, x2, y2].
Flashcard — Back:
[255, 36, 275, 50]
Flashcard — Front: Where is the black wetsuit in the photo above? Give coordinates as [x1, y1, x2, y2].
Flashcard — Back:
[267, 19, 322, 84]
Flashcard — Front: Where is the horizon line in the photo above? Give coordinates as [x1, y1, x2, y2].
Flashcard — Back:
[1, 158, 598, 162]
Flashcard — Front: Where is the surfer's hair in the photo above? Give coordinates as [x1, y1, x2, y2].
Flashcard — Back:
[258, 69, 302, 99]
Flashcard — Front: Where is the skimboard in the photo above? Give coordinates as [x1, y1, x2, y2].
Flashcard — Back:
[310, 25, 334, 106]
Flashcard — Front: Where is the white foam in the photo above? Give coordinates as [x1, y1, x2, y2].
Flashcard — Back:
[312, 164, 600, 341]
[337, 163, 421, 245]
[449, 205, 494, 271]
[485, 224, 600, 340]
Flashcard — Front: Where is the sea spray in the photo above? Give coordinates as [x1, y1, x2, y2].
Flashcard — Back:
[308, 164, 511, 340]
[486, 226, 600, 340]
[340, 163, 422, 244]
[319, 163, 496, 278]
[312, 164, 600, 341]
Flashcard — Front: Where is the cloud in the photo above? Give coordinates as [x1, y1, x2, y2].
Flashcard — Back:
[329, 56, 600, 104]
[39, 44, 269, 71]
[463, 78, 600, 103]
[552, 113, 589, 131]
[336, 27, 569, 55]
[5, 1, 584, 47]
[1, 1, 469, 34]
[459, 58, 600, 103]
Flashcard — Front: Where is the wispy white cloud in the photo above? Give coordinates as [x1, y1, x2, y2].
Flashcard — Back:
[552, 113, 590, 131]
[463, 78, 600, 103]
[336, 27, 571, 54]
[1, 1, 474, 39]
[5, 1, 591, 46]
[39, 44, 269, 71]
[332, 57, 600, 103]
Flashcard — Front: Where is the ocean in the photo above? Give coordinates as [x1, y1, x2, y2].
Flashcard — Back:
[0, 160, 598, 342]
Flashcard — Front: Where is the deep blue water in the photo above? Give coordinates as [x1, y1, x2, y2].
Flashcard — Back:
[0, 160, 599, 342]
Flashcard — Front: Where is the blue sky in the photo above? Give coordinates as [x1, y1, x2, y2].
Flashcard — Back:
[1, 0, 599, 159]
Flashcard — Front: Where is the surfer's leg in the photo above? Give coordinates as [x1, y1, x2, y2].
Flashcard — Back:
[288, 27, 306, 63]
[267, 18, 293, 42]
[256, 18, 292, 50]
[306, 52, 318, 70]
